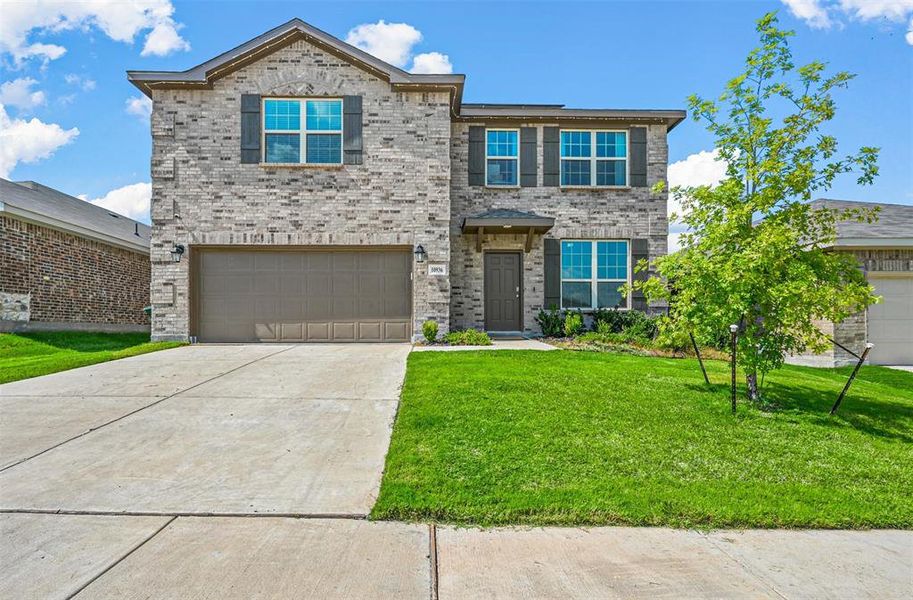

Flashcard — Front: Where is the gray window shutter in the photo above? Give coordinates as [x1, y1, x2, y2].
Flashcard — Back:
[240, 94, 260, 164]
[544, 238, 561, 309]
[468, 126, 485, 186]
[630, 127, 647, 187]
[543, 127, 559, 187]
[520, 127, 537, 187]
[631, 238, 649, 311]
[343, 95, 363, 165]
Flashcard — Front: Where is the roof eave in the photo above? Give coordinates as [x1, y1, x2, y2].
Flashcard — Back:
[0, 204, 150, 254]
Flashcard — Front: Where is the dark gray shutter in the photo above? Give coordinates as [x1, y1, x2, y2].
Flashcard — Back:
[520, 127, 537, 187]
[631, 238, 649, 311]
[543, 127, 559, 187]
[544, 238, 561, 310]
[468, 126, 485, 186]
[240, 94, 261, 164]
[630, 127, 647, 187]
[343, 95, 363, 165]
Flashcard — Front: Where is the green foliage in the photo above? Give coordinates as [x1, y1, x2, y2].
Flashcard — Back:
[444, 328, 492, 346]
[592, 308, 659, 339]
[638, 13, 880, 399]
[563, 311, 584, 337]
[421, 320, 439, 343]
[535, 305, 565, 338]
[374, 351, 913, 527]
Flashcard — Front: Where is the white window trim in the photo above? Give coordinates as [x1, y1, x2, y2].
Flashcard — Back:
[559, 239, 632, 311]
[484, 128, 520, 187]
[559, 129, 629, 188]
[262, 97, 344, 165]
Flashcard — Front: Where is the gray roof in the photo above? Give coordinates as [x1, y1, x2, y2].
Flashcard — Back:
[810, 199, 913, 247]
[128, 18, 684, 128]
[0, 179, 150, 253]
[462, 209, 555, 233]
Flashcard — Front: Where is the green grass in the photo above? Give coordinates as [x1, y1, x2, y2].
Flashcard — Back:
[0, 332, 184, 384]
[372, 350, 913, 529]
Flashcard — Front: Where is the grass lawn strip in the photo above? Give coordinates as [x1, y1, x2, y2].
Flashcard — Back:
[373, 350, 913, 529]
[0, 332, 184, 384]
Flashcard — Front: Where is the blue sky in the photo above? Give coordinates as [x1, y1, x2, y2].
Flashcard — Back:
[1, 0, 910, 225]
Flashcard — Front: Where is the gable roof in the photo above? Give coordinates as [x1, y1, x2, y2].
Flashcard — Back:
[810, 198, 913, 248]
[0, 179, 150, 254]
[128, 18, 465, 108]
[127, 18, 684, 128]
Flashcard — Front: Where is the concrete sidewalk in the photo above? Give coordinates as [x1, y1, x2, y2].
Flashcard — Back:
[2, 514, 909, 599]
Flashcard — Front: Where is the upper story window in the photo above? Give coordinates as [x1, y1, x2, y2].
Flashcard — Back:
[560, 240, 630, 310]
[485, 129, 519, 186]
[560, 130, 627, 187]
[263, 98, 343, 164]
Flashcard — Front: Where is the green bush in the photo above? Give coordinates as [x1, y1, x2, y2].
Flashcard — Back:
[444, 329, 493, 346]
[592, 308, 659, 339]
[535, 306, 564, 338]
[564, 311, 584, 337]
[422, 320, 439, 343]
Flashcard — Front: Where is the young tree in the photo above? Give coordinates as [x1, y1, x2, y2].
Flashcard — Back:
[638, 13, 880, 402]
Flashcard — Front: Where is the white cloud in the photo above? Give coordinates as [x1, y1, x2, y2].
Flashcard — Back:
[80, 182, 151, 222]
[667, 149, 729, 221]
[781, 0, 913, 43]
[346, 20, 422, 68]
[0, 78, 46, 110]
[410, 52, 453, 74]
[64, 74, 96, 91]
[0, 0, 191, 64]
[0, 104, 78, 177]
[125, 95, 153, 121]
[141, 21, 191, 56]
[346, 20, 453, 73]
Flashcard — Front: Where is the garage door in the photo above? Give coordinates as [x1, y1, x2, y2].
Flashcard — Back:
[867, 275, 913, 365]
[194, 248, 412, 342]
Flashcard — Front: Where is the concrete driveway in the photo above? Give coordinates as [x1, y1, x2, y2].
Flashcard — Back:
[2, 344, 910, 599]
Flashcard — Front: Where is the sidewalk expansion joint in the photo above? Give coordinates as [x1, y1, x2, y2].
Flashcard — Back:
[0, 345, 297, 474]
[429, 523, 440, 600]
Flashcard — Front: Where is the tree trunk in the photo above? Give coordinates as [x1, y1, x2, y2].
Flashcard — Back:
[746, 371, 760, 403]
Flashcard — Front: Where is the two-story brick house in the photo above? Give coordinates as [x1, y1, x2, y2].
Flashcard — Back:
[129, 18, 684, 342]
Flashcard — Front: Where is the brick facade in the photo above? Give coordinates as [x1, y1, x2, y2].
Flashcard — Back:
[149, 39, 452, 341]
[0, 215, 150, 326]
[449, 123, 669, 334]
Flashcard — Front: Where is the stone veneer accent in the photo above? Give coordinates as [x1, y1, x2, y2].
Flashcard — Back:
[0, 215, 150, 326]
[149, 39, 452, 341]
[449, 123, 669, 334]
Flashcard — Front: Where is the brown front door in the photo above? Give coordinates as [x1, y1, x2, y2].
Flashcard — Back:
[484, 252, 522, 331]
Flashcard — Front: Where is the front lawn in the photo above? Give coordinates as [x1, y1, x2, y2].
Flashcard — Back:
[0, 332, 184, 384]
[372, 350, 913, 528]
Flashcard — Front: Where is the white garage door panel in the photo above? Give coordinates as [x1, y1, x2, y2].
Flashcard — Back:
[867, 275, 913, 365]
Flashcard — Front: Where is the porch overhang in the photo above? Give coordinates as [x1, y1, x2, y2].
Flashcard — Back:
[461, 209, 555, 252]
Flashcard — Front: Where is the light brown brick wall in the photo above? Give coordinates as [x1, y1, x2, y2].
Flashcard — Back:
[0, 215, 150, 325]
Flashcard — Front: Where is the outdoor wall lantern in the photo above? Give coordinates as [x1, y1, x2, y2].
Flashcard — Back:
[170, 244, 185, 263]
[414, 244, 427, 263]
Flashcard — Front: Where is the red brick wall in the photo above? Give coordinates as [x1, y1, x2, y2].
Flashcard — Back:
[1, 215, 150, 325]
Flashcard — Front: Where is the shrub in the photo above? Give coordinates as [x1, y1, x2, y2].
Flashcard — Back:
[422, 320, 439, 343]
[595, 319, 613, 335]
[535, 306, 564, 338]
[564, 311, 584, 337]
[444, 328, 493, 346]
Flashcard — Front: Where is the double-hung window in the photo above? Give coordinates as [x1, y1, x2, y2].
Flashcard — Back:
[560, 240, 630, 309]
[485, 129, 519, 186]
[560, 130, 627, 187]
[263, 98, 343, 164]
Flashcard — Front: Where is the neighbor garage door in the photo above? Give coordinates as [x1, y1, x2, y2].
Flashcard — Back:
[194, 248, 412, 342]
[867, 274, 913, 365]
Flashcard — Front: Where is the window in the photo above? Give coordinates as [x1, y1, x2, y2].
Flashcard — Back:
[263, 98, 342, 164]
[560, 240, 630, 309]
[486, 129, 518, 186]
[560, 130, 627, 187]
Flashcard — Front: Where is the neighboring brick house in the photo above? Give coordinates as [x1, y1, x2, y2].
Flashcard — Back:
[128, 18, 684, 343]
[788, 199, 913, 367]
[0, 179, 151, 332]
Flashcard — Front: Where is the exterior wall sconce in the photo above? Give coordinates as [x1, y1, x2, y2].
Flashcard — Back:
[170, 244, 185, 263]
[414, 244, 427, 263]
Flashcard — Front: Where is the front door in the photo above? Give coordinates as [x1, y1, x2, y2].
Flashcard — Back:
[484, 252, 522, 331]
